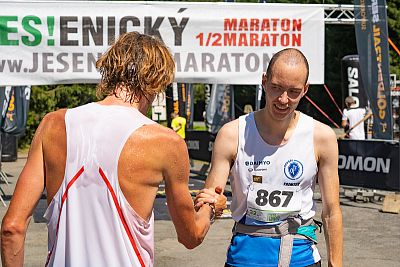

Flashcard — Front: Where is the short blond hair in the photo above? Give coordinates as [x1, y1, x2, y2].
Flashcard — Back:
[96, 32, 175, 103]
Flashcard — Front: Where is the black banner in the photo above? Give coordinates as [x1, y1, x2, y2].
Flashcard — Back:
[185, 84, 194, 129]
[205, 84, 235, 134]
[0, 86, 31, 136]
[341, 55, 369, 108]
[0, 86, 11, 127]
[166, 83, 189, 127]
[338, 139, 399, 191]
[354, 0, 392, 140]
[186, 130, 215, 162]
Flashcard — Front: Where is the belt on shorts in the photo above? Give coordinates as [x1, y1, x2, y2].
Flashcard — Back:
[232, 217, 319, 267]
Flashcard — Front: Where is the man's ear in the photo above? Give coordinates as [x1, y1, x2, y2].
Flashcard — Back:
[261, 72, 267, 90]
[302, 83, 310, 96]
[262, 72, 267, 83]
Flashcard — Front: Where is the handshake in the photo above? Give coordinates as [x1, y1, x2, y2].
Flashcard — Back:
[194, 186, 227, 219]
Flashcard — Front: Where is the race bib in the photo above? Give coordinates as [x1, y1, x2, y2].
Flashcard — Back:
[246, 183, 302, 223]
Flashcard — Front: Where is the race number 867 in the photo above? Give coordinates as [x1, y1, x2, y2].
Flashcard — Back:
[255, 190, 293, 207]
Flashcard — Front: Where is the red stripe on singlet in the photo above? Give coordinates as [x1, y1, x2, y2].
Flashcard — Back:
[45, 166, 85, 267]
[98, 167, 146, 267]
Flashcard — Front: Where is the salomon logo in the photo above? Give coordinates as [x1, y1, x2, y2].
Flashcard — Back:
[338, 155, 390, 173]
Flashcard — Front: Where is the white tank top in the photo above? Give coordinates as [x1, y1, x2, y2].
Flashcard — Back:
[230, 112, 318, 224]
[44, 103, 155, 267]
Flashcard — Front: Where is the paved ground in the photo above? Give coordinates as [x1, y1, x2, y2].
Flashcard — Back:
[0, 155, 399, 267]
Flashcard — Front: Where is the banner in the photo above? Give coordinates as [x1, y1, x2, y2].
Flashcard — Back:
[0, 1, 324, 85]
[341, 55, 368, 108]
[185, 84, 194, 129]
[205, 84, 235, 134]
[354, 0, 392, 140]
[0, 86, 31, 136]
[186, 130, 215, 162]
[338, 139, 399, 191]
[0, 86, 12, 127]
[166, 82, 188, 126]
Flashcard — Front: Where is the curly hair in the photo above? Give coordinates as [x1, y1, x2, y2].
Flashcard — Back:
[96, 32, 175, 103]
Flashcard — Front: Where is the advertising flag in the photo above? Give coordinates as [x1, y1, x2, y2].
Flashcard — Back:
[0, 86, 31, 136]
[205, 84, 235, 134]
[354, 0, 392, 139]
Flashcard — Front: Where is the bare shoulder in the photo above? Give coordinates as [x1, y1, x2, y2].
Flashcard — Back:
[212, 119, 239, 162]
[30, 109, 66, 142]
[216, 119, 239, 142]
[137, 123, 185, 145]
[313, 119, 338, 161]
[314, 119, 337, 144]
[129, 123, 188, 157]
[40, 109, 67, 139]
[40, 109, 67, 128]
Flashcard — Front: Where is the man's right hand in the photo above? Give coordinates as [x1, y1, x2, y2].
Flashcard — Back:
[194, 186, 227, 217]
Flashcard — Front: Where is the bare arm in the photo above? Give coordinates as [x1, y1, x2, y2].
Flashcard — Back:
[1, 115, 48, 267]
[341, 119, 348, 129]
[195, 121, 238, 211]
[315, 122, 343, 267]
[341, 109, 348, 129]
[205, 121, 238, 189]
[172, 123, 182, 132]
[163, 134, 213, 249]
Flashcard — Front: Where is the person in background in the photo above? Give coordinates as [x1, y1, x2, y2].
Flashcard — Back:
[171, 112, 187, 139]
[341, 96, 368, 140]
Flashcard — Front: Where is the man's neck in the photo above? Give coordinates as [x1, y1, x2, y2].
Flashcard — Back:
[254, 109, 299, 145]
[98, 94, 148, 114]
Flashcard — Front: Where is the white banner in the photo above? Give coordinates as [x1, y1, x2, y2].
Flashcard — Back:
[0, 1, 324, 85]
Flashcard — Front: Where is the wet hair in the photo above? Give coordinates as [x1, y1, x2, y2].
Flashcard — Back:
[266, 48, 309, 85]
[96, 31, 175, 103]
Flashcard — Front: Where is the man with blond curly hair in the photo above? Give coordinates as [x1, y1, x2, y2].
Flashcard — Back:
[1, 32, 225, 267]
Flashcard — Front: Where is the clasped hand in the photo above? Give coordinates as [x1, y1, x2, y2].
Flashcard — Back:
[194, 186, 227, 217]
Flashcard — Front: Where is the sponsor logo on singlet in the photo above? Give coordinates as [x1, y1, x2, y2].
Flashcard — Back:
[283, 182, 300, 186]
[248, 167, 268, 172]
[245, 160, 270, 166]
[284, 159, 303, 180]
[252, 175, 262, 183]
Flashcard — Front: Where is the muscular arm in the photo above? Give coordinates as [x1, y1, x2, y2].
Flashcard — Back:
[205, 121, 238, 190]
[194, 121, 238, 211]
[162, 133, 213, 249]
[315, 122, 343, 267]
[1, 115, 49, 267]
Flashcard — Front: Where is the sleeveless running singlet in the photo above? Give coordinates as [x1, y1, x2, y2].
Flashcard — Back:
[44, 103, 155, 267]
[227, 112, 321, 267]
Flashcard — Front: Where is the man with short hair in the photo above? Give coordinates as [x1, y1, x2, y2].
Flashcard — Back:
[196, 48, 343, 267]
[341, 96, 368, 140]
[1, 32, 225, 267]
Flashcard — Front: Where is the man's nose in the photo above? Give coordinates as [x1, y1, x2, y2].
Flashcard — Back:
[278, 91, 289, 103]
